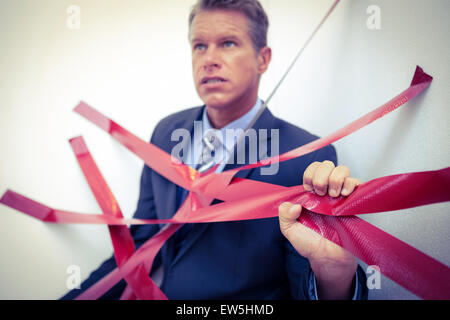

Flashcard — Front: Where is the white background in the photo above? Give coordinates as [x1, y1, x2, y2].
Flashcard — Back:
[0, 0, 448, 299]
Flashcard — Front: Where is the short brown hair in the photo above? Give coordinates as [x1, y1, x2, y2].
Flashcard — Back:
[188, 0, 269, 52]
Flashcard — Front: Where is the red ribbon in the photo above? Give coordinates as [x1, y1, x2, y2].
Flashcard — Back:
[1, 66, 449, 300]
[2, 168, 449, 225]
[69, 136, 165, 300]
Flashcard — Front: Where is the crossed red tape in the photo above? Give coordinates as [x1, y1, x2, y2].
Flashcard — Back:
[1, 66, 449, 300]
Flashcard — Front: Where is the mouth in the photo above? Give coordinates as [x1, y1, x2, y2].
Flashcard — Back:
[200, 77, 227, 85]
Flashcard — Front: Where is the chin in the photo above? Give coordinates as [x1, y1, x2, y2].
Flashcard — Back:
[204, 101, 230, 110]
[201, 95, 233, 109]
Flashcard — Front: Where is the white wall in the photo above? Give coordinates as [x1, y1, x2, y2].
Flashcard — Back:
[0, 0, 448, 299]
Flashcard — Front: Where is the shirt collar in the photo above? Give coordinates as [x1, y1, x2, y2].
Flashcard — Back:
[201, 99, 263, 154]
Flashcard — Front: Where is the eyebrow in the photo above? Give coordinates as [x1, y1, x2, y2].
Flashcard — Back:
[190, 34, 242, 44]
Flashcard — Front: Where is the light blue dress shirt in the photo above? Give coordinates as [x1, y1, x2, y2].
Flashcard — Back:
[184, 99, 263, 172]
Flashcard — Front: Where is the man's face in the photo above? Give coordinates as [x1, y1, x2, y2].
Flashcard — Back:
[190, 10, 269, 111]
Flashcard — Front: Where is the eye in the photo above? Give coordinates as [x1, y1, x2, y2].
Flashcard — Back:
[193, 43, 206, 51]
[222, 41, 236, 48]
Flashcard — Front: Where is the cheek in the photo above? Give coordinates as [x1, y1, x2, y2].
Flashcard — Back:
[230, 55, 259, 80]
[192, 62, 200, 80]
[192, 57, 202, 75]
[231, 65, 259, 91]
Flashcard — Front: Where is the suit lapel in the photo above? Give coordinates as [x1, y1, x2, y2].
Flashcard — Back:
[170, 106, 277, 267]
[151, 107, 204, 267]
[152, 107, 204, 221]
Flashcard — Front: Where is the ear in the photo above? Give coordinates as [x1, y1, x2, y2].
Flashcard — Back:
[257, 46, 272, 75]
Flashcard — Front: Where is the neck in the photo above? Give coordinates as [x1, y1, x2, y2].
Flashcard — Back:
[206, 93, 258, 129]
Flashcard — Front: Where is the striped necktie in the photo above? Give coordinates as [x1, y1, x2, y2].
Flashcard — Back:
[174, 130, 223, 250]
[197, 129, 223, 173]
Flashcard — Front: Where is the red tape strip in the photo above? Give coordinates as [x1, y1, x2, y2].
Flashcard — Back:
[69, 136, 165, 300]
[3, 167, 449, 225]
[1, 66, 448, 300]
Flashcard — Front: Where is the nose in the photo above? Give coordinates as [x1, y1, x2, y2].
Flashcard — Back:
[203, 46, 221, 71]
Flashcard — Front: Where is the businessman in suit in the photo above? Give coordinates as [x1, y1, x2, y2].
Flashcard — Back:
[62, 0, 368, 300]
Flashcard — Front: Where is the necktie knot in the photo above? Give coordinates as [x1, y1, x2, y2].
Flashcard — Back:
[198, 130, 223, 173]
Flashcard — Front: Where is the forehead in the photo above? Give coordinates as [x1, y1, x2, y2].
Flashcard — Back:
[189, 9, 251, 42]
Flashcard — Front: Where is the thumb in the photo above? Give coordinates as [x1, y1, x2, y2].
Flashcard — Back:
[279, 202, 322, 259]
[278, 202, 302, 235]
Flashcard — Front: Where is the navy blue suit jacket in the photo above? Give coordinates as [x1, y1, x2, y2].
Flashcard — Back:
[62, 106, 367, 300]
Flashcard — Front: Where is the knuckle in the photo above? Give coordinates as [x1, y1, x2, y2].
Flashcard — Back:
[279, 202, 290, 210]
[322, 160, 335, 168]
[328, 176, 342, 186]
[302, 171, 312, 179]
[279, 202, 293, 213]
[313, 179, 327, 191]
[302, 176, 312, 185]
[336, 164, 349, 171]
[304, 163, 319, 175]
[305, 162, 320, 171]
[336, 165, 350, 175]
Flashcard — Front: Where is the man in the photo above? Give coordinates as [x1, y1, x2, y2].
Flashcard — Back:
[62, 0, 367, 300]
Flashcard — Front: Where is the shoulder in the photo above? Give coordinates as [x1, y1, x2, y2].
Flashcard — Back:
[153, 106, 203, 134]
[254, 111, 337, 187]
[269, 112, 337, 163]
[150, 106, 204, 144]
